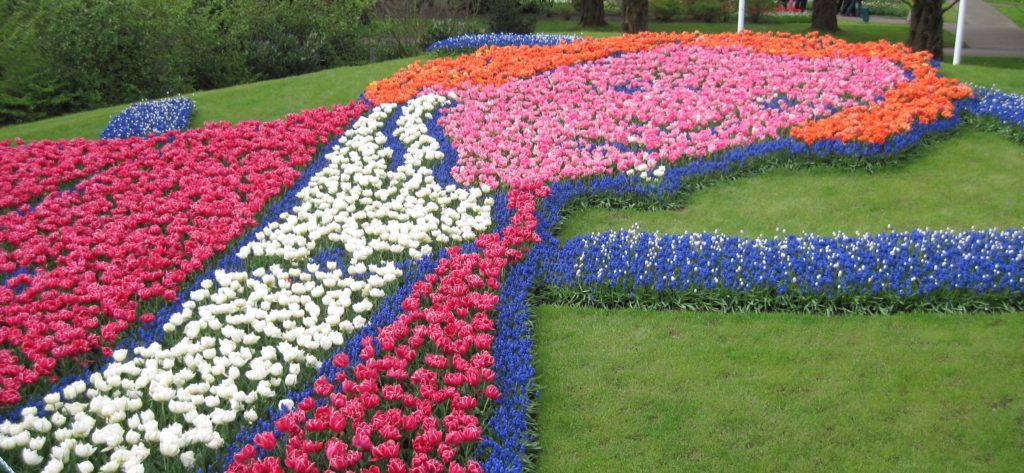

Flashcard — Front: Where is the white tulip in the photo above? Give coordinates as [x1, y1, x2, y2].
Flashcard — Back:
[74, 443, 96, 458]
[20, 449, 42, 466]
[180, 451, 196, 468]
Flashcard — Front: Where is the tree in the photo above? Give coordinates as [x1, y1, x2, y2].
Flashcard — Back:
[622, 0, 648, 33]
[580, 0, 607, 26]
[811, 0, 839, 32]
[908, 0, 956, 61]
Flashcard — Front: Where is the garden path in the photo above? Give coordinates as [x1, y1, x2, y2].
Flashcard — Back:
[869, 0, 1024, 57]
[947, 0, 1024, 56]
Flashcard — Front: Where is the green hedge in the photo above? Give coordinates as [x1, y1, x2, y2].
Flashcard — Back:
[0, 0, 480, 126]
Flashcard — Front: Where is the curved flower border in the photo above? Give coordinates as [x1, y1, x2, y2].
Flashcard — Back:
[1, 31, 1022, 473]
[100, 97, 196, 140]
[426, 34, 582, 53]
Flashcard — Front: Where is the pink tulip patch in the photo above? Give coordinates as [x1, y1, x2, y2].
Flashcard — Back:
[439, 43, 907, 189]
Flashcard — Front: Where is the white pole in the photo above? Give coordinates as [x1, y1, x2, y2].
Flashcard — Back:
[953, 0, 967, 64]
[738, 0, 746, 31]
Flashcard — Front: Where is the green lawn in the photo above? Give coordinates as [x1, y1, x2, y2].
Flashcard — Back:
[534, 306, 1024, 472]
[536, 18, 958, 44]
[991, 1, 1024, 28]
[559, 128, 1024, 239]
[943, 58, 1024, 92]
[0, 56, 424, 143]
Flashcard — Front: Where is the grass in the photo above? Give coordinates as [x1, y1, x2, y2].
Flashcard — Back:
[0, 56, 425, 143]
[534, 306, 1024, 472]
[942, 58, 1024, 92]
[536, 18, 958, 44]
[991, 1, 1024, 28]
[558, 128, 1024, 239]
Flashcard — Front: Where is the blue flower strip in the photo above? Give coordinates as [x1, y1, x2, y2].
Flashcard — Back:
[962, 86, 1024, 128]
[100, 96, 195, 139]
[541, 228, 1024, 297]
[427, 33, 582, 53]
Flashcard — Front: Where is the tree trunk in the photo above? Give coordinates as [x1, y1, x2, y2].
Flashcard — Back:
[811, 0, 839, 32]
[580, 0, 607, 26]
[622, 0, 648, 33]
[908, 0, 945, 61]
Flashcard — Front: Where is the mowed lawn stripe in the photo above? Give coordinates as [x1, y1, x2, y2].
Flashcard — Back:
[534, 306, 1024, 473]
[559, 128, 1024, 239]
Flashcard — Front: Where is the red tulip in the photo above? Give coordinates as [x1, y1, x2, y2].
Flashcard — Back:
[314, 377, 334, 397]
[387, 458, 407, 473]
[254, 431, 277, 450]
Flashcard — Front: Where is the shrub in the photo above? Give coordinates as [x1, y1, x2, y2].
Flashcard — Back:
[231, 0, 376, 79]
[548, 1, 579, 19]
[425, 18, 486, 45]
[687, 0, 726, 21]
[0, 0, 380, 125]
[488, 0, 550, 33]
[651, 0, 685, 20]
[746, 0, 778, 22]
[0, 0, 194, 125]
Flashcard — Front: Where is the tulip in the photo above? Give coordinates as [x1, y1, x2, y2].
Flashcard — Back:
[254, 431, 277, 450]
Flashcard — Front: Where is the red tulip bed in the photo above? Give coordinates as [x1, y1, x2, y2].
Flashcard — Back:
[0, 31, 1020, 473]
[0, 103, 368, 407]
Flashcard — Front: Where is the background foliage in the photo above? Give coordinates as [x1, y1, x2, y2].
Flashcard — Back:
[0, 0, 481, 125]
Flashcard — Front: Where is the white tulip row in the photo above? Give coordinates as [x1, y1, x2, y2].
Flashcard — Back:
[0, 262, 377, 472]
[238, 93, 493, 272]
[0, 95, 494, 473]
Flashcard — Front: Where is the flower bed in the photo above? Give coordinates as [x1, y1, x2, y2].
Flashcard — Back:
[0, 102, 366, 406]
[0, 94, 498, 472]
[100, 97, 196, 140]
[367, 32, 971, 142]
[0, 99, 195, 214]
[0, 31, 1020, 473]
[440, 42, 907, 188]
[426, 34, 581, 53]
[964, 86, 1024, 128]
[540, 226, 1024, 309]
[0, 136, 158, 213]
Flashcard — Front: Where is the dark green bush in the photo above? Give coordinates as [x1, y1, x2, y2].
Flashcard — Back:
[547, 2, 578, 19]
[651, 0, 684, 21]
[487, 0, 550, 33]
[746, 0, 778, 22]
[231, 0, 376, 78]
[0, 0, 194, 124]
[0, 0, 390, 126]
[425, 18, 486, 45]
[687, 0, 727, 21]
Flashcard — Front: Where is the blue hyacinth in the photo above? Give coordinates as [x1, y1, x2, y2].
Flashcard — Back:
[100, 96, 195, 139]
[427, 33, 582, 53]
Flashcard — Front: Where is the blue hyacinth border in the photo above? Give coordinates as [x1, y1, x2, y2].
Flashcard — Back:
[427, 33, 582, 53]
[100, 96, 195, 139]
